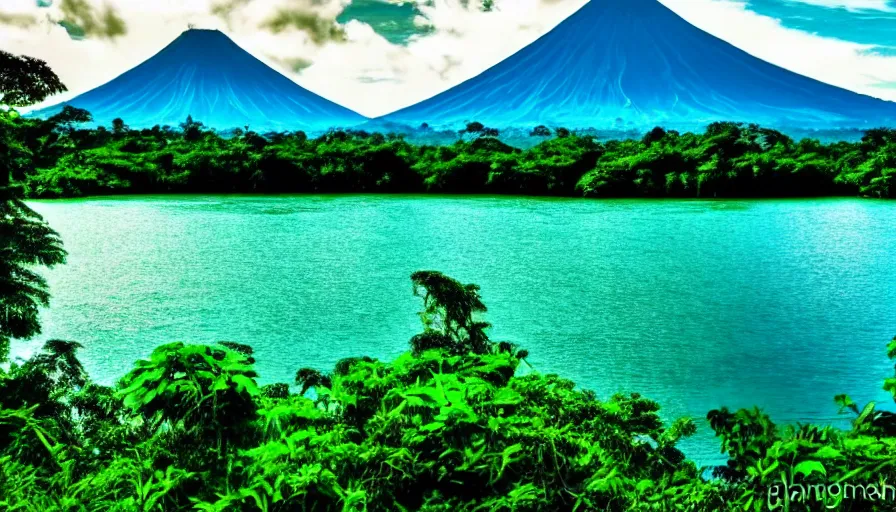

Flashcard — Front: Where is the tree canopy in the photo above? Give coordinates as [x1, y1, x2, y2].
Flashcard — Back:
[0, 50, 67, 109]
[3, 115, 894, 200]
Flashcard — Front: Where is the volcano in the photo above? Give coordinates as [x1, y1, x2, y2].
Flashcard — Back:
[30, 29, 367, 132]
[380, 0, 896, 132]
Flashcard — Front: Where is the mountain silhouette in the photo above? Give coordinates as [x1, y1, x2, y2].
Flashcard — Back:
[380, 0, 896, 131]
[30, 29, 367, 132]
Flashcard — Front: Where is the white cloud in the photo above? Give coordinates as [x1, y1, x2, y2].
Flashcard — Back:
[301, 0, 590, 115]
[1, 0, 358, 109]
[659, 0, 896, 101]
[4, 0, 590, 117]
[4, 0, 896, 119]
[784, 0, 894, 12]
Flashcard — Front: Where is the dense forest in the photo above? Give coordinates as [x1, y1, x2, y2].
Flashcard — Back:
[1, 108, 894, 199]
[3, 49, 896, 511]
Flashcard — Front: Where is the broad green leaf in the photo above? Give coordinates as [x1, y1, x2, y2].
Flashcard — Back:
[232, 374, 260, 396]
[855, 402, 875, 425]
[793, 460, 826, 478]
[635, 479, 654, 493]
[813, 446, 842, 459]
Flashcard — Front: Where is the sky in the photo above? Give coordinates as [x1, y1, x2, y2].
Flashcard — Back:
[1, 0, 896, 118]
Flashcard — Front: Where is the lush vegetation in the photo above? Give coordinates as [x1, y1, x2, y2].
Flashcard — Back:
[1, 266, 896, 510]
[2, 112, 895, 199]
[4, 48, 896, 511]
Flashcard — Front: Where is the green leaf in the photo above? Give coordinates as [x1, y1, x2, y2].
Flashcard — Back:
[232, 374, 260, 396]
[855, 402, 875, 425]
[122, 391, 143, 409]
[500, 443, 523, 471]
[635, 479, 654, 493]
[142, 388, 158, 405]
[793, 460, 826, 478]
[212, 377, 230, 392]
[884, 378, 896, 398]
[420, 421, 445, 432]
[834, 394, 858, 415]
[760, 460, 780, 477]
[813, 446, 843, 459]
[491, 388, 523, 406]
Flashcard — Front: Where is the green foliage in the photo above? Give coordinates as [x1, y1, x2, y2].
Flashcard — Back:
[2, 267, 895, 510]
[47, 106, 93, 133]
[3, 116, 894, 199]
[410, 270, 490, 355]
[119, 342, 260, 430]
[707, 335, 896, 511]
[0, 186, 67, 359]
[0, 50, 67, 109]
[0, 53, 68, 360]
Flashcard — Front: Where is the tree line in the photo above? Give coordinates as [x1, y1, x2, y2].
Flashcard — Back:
[1, 108, 894, 199]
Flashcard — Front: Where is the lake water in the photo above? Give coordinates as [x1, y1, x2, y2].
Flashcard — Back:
[20, 195, 896, 465]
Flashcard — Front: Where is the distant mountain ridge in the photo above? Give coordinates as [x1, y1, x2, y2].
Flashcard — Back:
[380, 0, 896, 132]
[29, 29, 367, 133]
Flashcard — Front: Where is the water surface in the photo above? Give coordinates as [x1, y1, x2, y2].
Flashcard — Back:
[21, 195, 896, 464]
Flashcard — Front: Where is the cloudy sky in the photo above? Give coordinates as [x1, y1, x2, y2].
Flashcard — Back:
[2, 0, 896, 117]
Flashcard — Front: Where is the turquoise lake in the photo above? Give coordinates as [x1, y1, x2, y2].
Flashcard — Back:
[19, 195, 896, 465]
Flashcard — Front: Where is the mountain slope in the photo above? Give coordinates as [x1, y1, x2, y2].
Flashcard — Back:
[380, 0, 896, 131]
[30, 29, 367, 132]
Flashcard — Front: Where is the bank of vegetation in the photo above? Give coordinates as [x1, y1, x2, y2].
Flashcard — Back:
[2, 109, 894, 199]
[2, 261, 896, 510]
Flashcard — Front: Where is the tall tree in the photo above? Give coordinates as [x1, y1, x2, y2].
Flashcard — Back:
[47, 105, 92, 133]
[410, 270, 491, 355]
[0, 51, 68, 360]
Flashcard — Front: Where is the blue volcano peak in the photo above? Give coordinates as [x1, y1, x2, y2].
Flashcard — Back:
[381, 0, 896, 132]
[30, 28, 367, 132]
